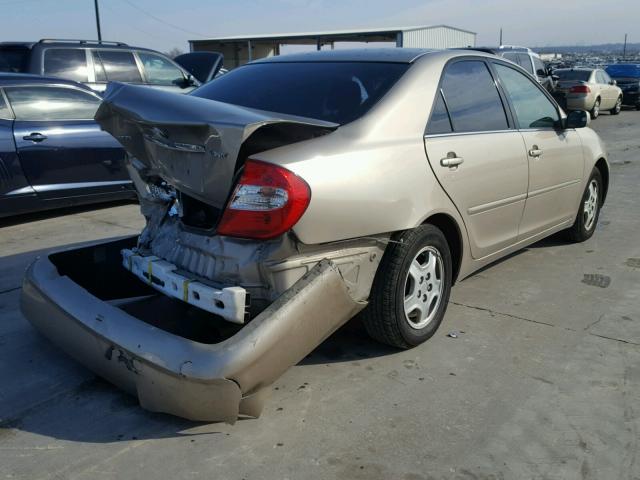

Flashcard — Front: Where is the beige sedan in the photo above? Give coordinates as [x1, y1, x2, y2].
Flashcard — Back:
[22, 49, 610, 421]
[554, 67, 623, 118]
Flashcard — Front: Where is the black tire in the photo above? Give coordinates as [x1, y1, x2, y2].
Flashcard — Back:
[636, 103, 640, 111]
[566, 168, 603, 242]
[610, 96, 622, 115]
[590, 98, 600, 119]
[361, 224, 452, 349]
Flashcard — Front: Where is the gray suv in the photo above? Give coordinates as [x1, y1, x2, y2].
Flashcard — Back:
[0, 39, 223, 94]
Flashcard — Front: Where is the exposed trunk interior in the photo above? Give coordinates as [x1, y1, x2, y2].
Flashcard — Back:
[49, 238, 244, 344]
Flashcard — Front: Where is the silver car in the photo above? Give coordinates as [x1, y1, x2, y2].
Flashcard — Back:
[22, 49, 609, 422]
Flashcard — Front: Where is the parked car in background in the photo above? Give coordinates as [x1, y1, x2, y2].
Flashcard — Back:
[0, 39, 223, 94]
[605, 63, 640, 110]
[22, 49, 609, 422]
[553, 67, 623, 119]
[0, 74, 134, 217]
[467, 46, 556, 92]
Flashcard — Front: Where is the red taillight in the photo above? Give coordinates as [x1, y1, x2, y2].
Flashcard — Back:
[570, 85, 591, 94]
[217, 159, 311, 240]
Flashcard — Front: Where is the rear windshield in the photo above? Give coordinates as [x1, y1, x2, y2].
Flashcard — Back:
[0, 47, 30, 73]
[191, 62, 410, 124]
[555, 70, 591, 81]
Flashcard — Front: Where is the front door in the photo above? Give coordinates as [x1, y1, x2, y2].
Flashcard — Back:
[5, 84, 129, 198]
[492, 62, 584, 239]
[424, 59, 529, 259]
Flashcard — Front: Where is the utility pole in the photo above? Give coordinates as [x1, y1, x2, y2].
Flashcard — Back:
[623, 33, 628, 60]
[94, 0, 102, 42]
[499, 28, 503, 46]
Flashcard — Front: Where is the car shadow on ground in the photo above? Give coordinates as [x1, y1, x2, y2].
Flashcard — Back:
[0, 199, 137, 228]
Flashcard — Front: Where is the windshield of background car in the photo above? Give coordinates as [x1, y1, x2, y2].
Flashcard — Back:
[0, 47, 29, 73]
[555, 70, 591, 81]
[191, 61, 410, 124]
[606, 64, 640, 79]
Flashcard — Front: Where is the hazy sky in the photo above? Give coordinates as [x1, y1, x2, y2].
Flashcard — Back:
[2, 0, 637, 53]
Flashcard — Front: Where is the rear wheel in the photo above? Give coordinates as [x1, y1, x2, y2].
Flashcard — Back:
[636, 103, 640, 111]
[361, 225, 452, 349]
[566, 168, 602, 242]
[610, 96, 622, 115]
[590, 98, 600, 119]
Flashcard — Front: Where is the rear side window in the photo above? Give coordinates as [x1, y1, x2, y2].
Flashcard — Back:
[138, 52, 184, 85]
[516, 54, 533, 74]
[5, 86, 100, 121]
[43, 49, 89, 82]
[93, 50, 142, 82]
[192, 62, 409, 125]
[440, 60, 508, 133]
[0, 47, 30, 73]
[494, 63, 559, 129]
[426, 90, 452, 134]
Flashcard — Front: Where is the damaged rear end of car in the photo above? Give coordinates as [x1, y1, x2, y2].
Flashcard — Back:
[21, 82, 387, 422]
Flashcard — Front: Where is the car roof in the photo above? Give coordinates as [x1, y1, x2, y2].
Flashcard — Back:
[0, 39, 160, 55]
[0, 72, 94, 89]
[251, 48, 437, 64]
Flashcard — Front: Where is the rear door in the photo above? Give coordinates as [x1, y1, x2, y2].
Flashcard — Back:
[424, 59, 529, 259]
[493, 62, 583, 238]
[6, 84, 130, 199]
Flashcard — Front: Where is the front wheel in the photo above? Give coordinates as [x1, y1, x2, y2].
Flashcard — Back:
[610, 96, 622, 115]
[590, 99, 600, 119]
[361, 224, 452, 349]
[566, 168, 602, 242]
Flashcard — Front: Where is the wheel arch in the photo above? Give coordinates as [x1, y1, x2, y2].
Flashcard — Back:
[421, 213, 463, 283]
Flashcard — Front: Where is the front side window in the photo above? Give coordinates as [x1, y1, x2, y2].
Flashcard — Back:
[494, 63, 559, 129]
[440, 60, 509, 133]
[93, 50, 142, 82]
[138, 52, 184, 85]
[516, 54, 534, 74]
[43, 49, 89, 82]
[533, 57, 546, 77]
[5, 86, 100, 121]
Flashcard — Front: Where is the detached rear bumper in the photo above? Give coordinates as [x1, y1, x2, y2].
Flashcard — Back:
[21, 238, 363, 423]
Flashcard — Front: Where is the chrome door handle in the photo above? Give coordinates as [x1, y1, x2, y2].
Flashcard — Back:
[440, 153, 464, 167]
[528, 145, 543, 158]
[23, 132, 48, 142]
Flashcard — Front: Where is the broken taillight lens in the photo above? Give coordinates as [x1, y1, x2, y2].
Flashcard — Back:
[216, 159, 311, 240]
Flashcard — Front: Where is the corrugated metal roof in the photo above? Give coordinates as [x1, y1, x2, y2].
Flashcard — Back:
[190, 24, 476, 43]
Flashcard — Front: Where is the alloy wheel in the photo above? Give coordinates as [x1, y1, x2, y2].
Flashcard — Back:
[403, 246, 444, 329]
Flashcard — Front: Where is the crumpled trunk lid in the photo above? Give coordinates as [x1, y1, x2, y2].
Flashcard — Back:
[95, 83, 337, 209]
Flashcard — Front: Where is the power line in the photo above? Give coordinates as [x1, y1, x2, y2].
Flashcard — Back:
[101, 0, 181, 42]
[117, 0, 209, 37]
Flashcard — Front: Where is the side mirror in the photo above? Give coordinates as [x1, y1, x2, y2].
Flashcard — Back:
[173, 74, 196, 89]
[609, 79, 617, 86]
[565, 110, 590, 129]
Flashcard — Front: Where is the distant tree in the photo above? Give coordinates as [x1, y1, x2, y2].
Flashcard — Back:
[165, 47, 184, 59]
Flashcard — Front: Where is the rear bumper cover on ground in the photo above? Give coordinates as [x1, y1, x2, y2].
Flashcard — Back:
[21, 239, 364, 423]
